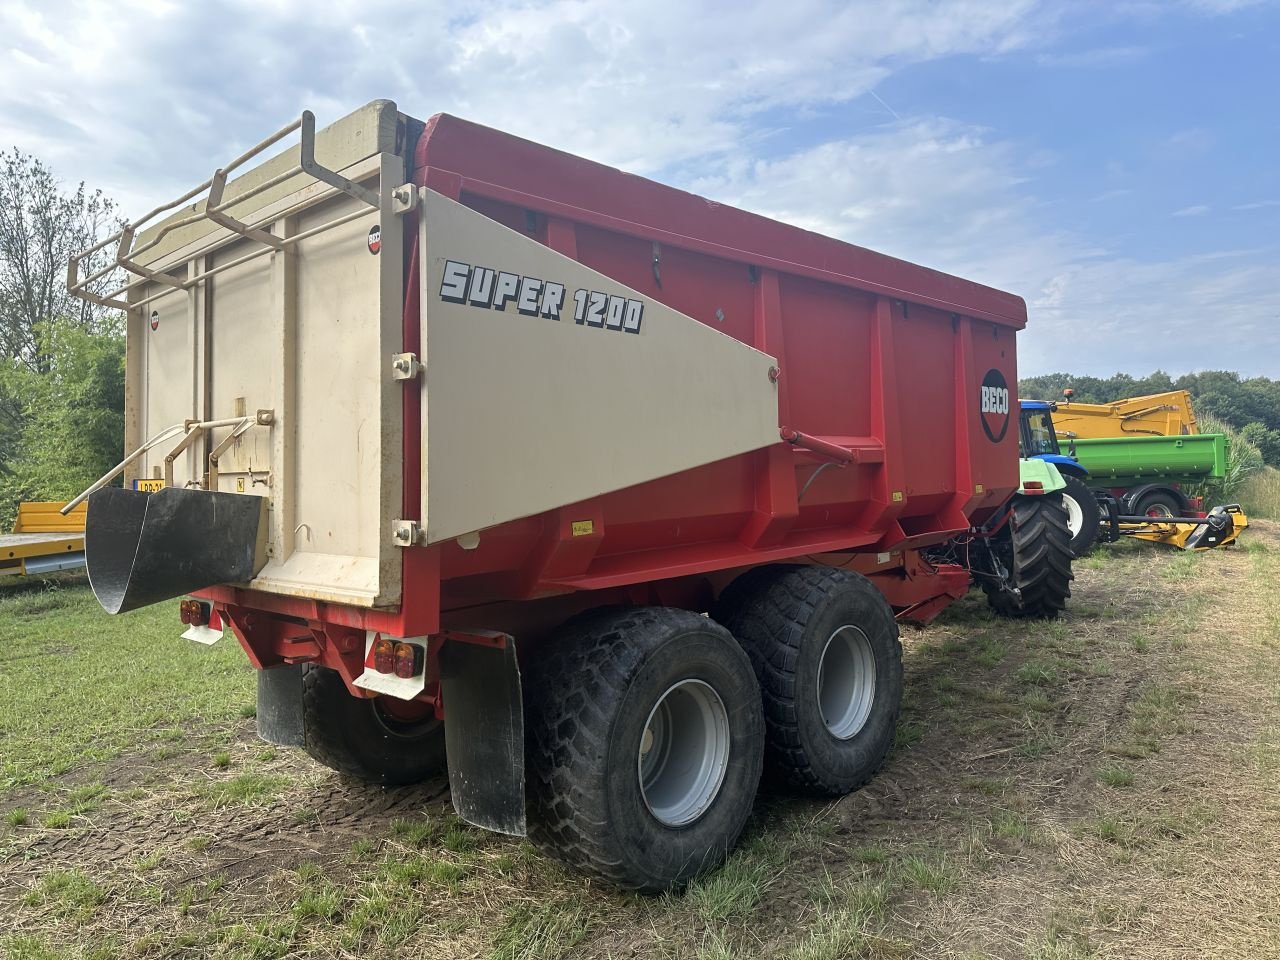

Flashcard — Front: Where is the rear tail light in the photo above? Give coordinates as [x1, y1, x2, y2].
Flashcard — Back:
[394, 642, 424, 679]
[179, 599, 211, 626]
[1023, 481, 1044, 494]
[372, 637, 396, 674]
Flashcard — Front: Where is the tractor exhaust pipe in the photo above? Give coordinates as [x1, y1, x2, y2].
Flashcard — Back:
[85, 487, 269, 614]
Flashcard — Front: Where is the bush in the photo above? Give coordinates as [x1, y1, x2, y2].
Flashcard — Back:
[0, 318, 123, 528]
[1186, 413, 1264, 505]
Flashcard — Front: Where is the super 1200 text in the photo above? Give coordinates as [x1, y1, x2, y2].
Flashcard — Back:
[439, 260, 644, 334]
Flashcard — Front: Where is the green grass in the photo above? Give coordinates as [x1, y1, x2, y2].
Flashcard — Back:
[0, 577, 254, 793]
[896, 854, 959, 894]
[489, 900, 591, 960]
[3, 525, 1279, 959]
[22, 869, 107, 921]
[1239, 466, 1280, 519]
[991, 809, 1032, 841]
[681, 849, 776, 922]
[1015, 661, 1063, 687]
[1097, 764, 1135, 788]
[201, 773, 290, 809]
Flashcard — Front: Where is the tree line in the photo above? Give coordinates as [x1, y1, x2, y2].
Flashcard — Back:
[0, 149, 124, 527]
[1019, 370, 1280, 467]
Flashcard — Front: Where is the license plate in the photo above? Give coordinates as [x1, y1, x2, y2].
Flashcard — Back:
[134, 479, 165, 492]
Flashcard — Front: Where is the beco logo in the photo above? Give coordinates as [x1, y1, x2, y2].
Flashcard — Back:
[980, 369, 1010, 443]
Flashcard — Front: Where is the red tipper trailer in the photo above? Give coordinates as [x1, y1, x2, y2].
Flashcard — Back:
[67, 102, 1066, 891]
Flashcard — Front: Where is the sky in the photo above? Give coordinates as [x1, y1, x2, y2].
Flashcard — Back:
[2, 0, 1277, 378]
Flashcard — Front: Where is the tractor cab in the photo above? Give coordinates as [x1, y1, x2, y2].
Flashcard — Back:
[1019, 400, 1060, 457]
[1019, 400, 1081, 473]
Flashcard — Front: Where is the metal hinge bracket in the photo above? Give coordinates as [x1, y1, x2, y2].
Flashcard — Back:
[391, 183, 420, 215]
[392, 352, 422, 380]
[393, 519, 423, 547]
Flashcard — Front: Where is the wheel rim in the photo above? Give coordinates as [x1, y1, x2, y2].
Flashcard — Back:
[1145, 503, 1174, 519]
[1062, 494, 1084, 536]
[817, 625, 877, 740]
[638, 679, 730, 827]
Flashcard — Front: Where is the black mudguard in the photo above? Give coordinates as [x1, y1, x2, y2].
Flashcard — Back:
[257, 664, 306, 747]
[439, 638, 526, 836]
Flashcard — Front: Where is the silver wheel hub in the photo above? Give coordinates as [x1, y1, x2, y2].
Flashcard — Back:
[817, 625, 877, 740]
[639, 679, 730, 827]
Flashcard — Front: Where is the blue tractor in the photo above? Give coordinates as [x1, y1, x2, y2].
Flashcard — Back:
[1019, 400, 1101, 557]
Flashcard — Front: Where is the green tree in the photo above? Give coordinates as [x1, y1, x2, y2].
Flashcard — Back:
[0, 319, 124, 526]
[0, 150, 122, 520]
[1239, 422, 1280, 467]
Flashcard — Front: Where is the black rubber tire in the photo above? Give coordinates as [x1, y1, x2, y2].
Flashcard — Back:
[981, 494, 1074, 619]
[1059, 475, 1101, 557]
[301, 664, 446, 786]
[524, 607, 764, 892]
[1131, 489, 1184, 518]
[714, 566, 903, 795]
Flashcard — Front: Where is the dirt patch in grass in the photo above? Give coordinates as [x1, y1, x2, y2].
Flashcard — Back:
[3, 525, 1280, 958]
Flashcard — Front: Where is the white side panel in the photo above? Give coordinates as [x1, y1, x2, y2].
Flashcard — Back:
[419, 190, 780, 544]
[138, 285, 195, 483]
[207, 240, 276, 484]
[122, 155, 403, 609]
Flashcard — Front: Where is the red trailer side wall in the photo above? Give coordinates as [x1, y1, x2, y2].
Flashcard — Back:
[408, 114, 1023, 619]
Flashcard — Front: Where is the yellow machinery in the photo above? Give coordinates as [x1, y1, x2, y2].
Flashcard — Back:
[1054, 389, 1199, 438]
[1107, 503, 1248, 550]
[1, 501, 87, 576]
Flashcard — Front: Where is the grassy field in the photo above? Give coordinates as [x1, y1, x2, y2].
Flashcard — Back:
[1240, 466, 1280, 521]
[3, 525, 1280, 960]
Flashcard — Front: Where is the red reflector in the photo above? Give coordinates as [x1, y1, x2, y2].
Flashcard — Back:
[373, 638, 396, 674]
[178, 599, 210, 626]
[1023, 481, 1044, 494]
[393, 642, 423, 679]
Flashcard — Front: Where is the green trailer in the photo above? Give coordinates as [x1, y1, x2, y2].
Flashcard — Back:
[1070, 433, 1227, 487]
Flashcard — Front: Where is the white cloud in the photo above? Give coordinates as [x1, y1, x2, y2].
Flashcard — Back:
[0, 0, 1050, 210]
[1172, 204, 1212, 217]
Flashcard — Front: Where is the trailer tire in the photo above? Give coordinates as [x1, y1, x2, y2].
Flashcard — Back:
[981, 494, 1074, 619]
[1131, 489, 1183, 518]
[1060, 475, 1101, 557]
[300, 664, 446, 786]
[524, 607, 764, 892]
[715, 566, 903, 795]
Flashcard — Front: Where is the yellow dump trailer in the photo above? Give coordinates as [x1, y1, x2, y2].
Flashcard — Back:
[1, 502, 87, 576]
[1053, 390, 1199, 438]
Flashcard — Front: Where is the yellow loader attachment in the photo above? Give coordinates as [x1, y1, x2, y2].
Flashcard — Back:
[1108, 503, 1248, 551]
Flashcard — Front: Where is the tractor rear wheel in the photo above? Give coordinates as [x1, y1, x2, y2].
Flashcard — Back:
[300, 664, 446, 785]
[524, 607, 764, 892]
[1059, 475, 1101, 557]
[981, 494, 1074, 619]
[715, 566, 903, 795]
